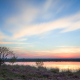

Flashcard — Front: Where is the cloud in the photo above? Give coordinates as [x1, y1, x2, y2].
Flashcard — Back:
[9, 47, 27, 52]
[56, 46, 80, 48]
[41, 0, 61, 20]
[34, 47, 80, 58]
[0, 30, 7, 40]
[35, 47, 80, 54]
[12, 47, 80, 58]
[2, 0, 80, 40]
[0, 41, 30, 44]
[44, 0, 53, 11]
[12, 11, 80, 39]
[16, 38, 27, 41]
[3, 0, 63, 32]
[28, 45, 34, 47]
[53, 48, 80, 54]
[4, 1, 39, 35]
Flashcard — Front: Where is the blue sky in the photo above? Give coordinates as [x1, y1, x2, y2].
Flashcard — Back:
[0, 0, 80, 58]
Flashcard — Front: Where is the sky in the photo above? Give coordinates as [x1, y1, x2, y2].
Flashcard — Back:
[0, 0, 80, 58]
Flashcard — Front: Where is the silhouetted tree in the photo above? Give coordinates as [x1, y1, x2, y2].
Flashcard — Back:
[0, 47, 16, 66]
[36, 59, 44, 67]
[9, 56, 17, 65]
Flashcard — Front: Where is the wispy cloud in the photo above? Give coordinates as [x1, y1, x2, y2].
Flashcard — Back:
[34, 47, 80, 58]
[35, 47, 80, 54]
[1, 0, 80, 41]
[56, 46, 80, 48]
[13, 47, 80, 58]
[4, 1, 39, 34]
[0, 41, 30, 44]
[16, 38, 27, 41]
[9, 47, 27, 52]
[0, 30, 8, 40]
[12, 11, 80, 39]
[44, 0, 53, 11]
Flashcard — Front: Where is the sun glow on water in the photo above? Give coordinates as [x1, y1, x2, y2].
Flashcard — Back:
[6, 61, 80, 72]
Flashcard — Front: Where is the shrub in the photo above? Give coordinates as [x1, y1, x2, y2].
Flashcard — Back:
[36, 59, 44, 67]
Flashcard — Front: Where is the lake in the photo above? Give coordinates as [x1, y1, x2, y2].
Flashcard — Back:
[6, 61, 80, 72]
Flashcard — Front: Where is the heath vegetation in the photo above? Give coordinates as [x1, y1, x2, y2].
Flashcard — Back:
[0, 64, 80, 80]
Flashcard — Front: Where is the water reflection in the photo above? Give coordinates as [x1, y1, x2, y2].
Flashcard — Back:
[6, 62, 80, 72]
[44, 62, 80, 72]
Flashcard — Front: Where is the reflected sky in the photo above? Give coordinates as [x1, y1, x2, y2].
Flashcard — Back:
[6, 61, 80, 72]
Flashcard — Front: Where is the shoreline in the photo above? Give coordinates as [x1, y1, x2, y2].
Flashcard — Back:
[6, 58, 80, 62]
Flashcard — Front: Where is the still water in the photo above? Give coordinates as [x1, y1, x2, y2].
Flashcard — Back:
[6, 62, 80, 72]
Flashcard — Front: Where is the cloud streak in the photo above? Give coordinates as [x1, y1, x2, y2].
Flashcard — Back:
[0, 41, 30, 44]
[13, 47, 80, 58]
[3, 0, 80, 40]
[0, 30, 8, 40]
[12, 11, 80, 39]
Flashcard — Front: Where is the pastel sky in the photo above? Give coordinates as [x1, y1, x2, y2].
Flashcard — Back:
[0, 0, 80, 58]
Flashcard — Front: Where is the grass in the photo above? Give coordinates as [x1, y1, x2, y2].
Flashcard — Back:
[0, 64, 80, 80]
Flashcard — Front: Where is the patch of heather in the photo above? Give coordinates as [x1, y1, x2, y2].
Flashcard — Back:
[0, 64, 80, 80]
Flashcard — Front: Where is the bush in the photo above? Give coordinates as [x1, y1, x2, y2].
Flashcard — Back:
[36, 59, 44, 67]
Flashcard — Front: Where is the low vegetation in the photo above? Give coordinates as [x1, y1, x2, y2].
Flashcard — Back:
[0, 64, 80, 80]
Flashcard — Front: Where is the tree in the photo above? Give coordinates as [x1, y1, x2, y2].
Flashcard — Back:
[36, 59, 44, 67]
[9, 56, 17, 65]
[0, 47, 16, 66]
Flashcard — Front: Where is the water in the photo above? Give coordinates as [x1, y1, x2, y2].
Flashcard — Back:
[6, 61, 80, 72]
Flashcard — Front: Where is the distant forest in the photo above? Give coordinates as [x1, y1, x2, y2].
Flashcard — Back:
[6, 58, 80, 62]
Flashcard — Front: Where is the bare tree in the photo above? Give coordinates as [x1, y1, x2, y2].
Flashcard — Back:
[0, 47, 16, 66]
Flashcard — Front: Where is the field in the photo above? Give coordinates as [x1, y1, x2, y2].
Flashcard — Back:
[0, 64, 80, 80]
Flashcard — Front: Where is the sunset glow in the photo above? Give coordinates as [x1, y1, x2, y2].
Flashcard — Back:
[0, 0, 80, 58]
